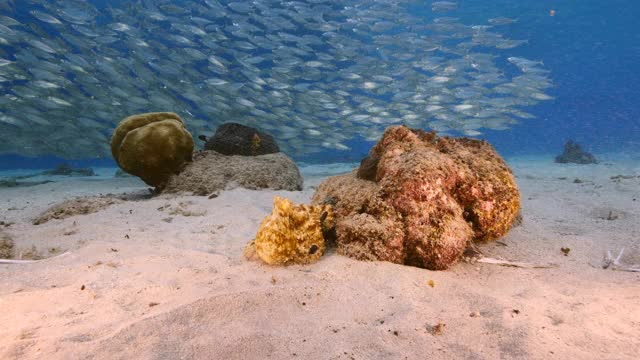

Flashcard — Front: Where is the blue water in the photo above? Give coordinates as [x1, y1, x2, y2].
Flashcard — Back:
[469, 0, 640, 156]
[1, 0, 638, 170]
[331, 0, 640, 160]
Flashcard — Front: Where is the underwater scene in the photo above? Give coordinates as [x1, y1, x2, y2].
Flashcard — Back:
[0, 0, 638, 358]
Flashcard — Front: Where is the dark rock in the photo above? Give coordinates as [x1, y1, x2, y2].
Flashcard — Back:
[162, 150, 302, 195]
[312, 125, 520, 270]
[43, 164, 96, 176]
[356, 155, 379, 181]
[555, 140, 597, 164]
[204, 123, 280, 156]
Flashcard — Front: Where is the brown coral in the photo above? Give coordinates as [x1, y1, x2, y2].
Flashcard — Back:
[312, 125, 520, 270]
[248, 197, 334, 266]
[111, 112, 194, 188]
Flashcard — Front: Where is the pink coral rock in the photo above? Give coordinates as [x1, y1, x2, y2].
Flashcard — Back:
[312, 126, 520, 270]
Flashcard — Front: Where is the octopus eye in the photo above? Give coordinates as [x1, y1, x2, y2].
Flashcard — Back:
[309, 244, 319, 255]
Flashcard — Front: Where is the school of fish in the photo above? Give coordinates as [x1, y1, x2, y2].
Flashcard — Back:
[0, 0, 553, 159]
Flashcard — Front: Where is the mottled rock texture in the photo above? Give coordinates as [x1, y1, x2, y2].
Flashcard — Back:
[312, 125, 520, 270]
[204, 122, 280, 156]
[111, 112, 194, 188]
[245, 197, 334, 265]
[162, 151, 303, 195]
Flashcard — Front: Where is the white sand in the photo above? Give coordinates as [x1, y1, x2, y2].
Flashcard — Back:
[0, 157, 638, 359]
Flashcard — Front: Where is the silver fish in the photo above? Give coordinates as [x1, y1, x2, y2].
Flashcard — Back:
[0, 0, 553, 159]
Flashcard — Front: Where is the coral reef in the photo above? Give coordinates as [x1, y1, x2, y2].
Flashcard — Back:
[247, 197, 334, 265]
[312, 125, 520, 270]
[111, 112, 194, 188]
[204, 122, 280, 156]
[555, 140, 597, 164]
[162, 150, 303, 195]
[33, 197, 123, 225]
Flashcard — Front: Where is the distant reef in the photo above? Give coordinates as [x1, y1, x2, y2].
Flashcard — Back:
[43, 164, 96, 177]
[555, 140, 597, 164]
[0, 179, 53, 188]
[114, 169, 133, 178]
[0, 163, 94, 188]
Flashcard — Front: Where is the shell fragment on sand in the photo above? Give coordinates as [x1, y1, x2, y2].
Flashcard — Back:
[475, 256, 558, 269]
[0, 251, 71, 264]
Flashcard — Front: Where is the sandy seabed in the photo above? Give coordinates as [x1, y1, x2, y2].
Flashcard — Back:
[0, 155, 638, 359]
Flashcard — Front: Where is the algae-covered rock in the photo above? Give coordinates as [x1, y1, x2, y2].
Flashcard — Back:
[312, 125, 520, 270]
[111, 112, 194, 188]
[162, 150, 303, 195]
[247, 197, 334, 266]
